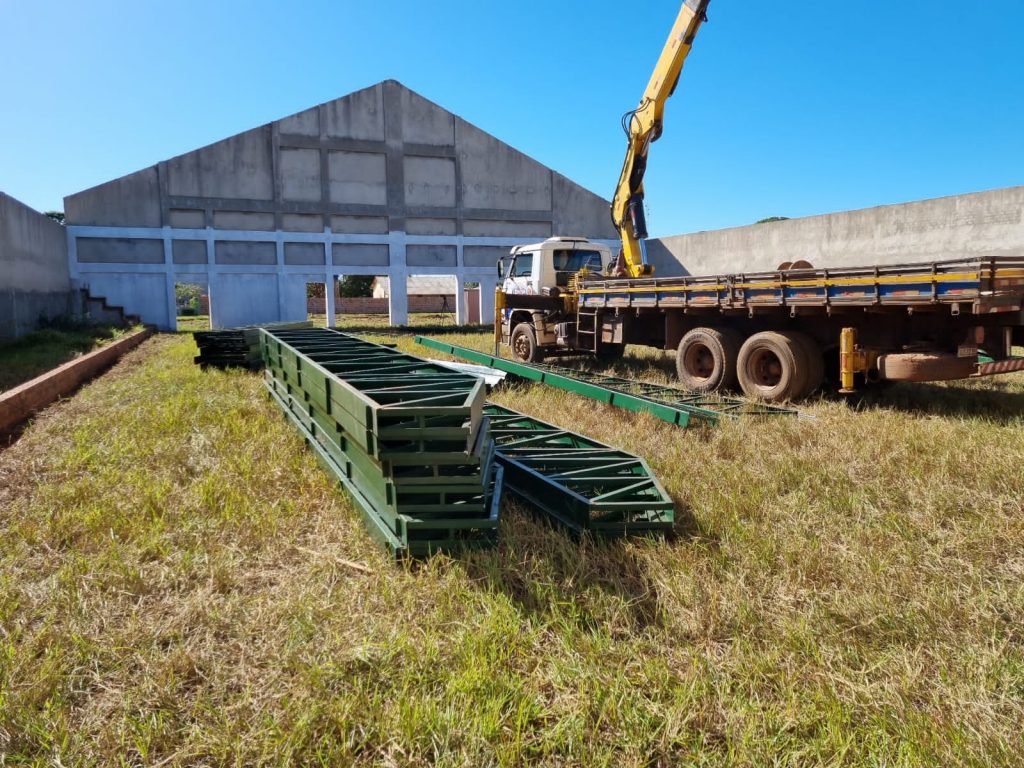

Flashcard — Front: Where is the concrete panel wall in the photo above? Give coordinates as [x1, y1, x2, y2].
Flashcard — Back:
[648, 186, 1024, 277]
[401, 89, 454, 146]
[211, 274, 279, 328]
[215, 241, 276, 265]
[282, 213, 323, 232]
[328, 151, 387, 205]
[78, 238, 163, 263]
[166, 128, 274, 200]
[284, 242, 325, 265]
[456, 118, 552, 211]
[278, 275, 316, 323]
[280, 148, 322, 202]
[172, 240, 206, 264]
[81, 273, 167, 328]
[552, 172, 617, 239]
[64, 79, 617, 329]
[66, 169, 161, 228]
[0, 192, 72, 338]
[407, 244, 457, 267]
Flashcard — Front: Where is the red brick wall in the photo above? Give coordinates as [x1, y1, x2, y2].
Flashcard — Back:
[306, 295, 461, 314]
[338, 297, 389, 314]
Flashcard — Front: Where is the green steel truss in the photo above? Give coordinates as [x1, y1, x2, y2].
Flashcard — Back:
[260, 328, 679, 551]
[485, 404, 674, 535]
[265, 330, 486, 465]
[193, 321, 313, 369]
[414, 337, 796, 426]
[261, 328, 500, 558]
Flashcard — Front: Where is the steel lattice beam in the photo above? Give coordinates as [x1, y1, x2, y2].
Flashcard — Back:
[485, 404, 674, 535]
[261, 328, 500, 558]
[414, 337, 797, 426]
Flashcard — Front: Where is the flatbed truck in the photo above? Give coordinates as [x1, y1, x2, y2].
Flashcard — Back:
[497, 238, 1024, 402]
[496, 2, 1024, 402]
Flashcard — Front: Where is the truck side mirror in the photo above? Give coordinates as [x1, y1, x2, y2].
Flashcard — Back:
[497, 260, 504, 279]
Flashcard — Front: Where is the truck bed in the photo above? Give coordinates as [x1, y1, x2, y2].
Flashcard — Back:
[579, 256, 1024, 315]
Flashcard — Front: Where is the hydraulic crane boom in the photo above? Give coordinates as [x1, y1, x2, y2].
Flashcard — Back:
[610, 0, 710, 277]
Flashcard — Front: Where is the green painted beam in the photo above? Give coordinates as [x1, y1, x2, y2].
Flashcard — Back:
[261, 328, 500, 559]
[484, 403, 674, 536]
[415, 336, 797, 426]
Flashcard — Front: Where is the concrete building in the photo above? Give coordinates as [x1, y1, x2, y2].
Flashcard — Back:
[0, 193, 73, 339]
[64, 79, 617, 329]
[646, 185, 1024, 277]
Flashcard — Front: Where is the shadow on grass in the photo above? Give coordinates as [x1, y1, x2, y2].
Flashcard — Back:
[838, 381, 1024, 423]
[544, 350, 677, 381]
[462, 498, 712, 632]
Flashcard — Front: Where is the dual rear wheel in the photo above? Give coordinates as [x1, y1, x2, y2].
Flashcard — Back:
[676, 327, 824, 402]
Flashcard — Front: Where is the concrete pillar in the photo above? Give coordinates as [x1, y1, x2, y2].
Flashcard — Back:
[162, 227, 176, 331]
[275, 234, 287, 322]
[325, 275, 336, 327]
[478, 276, 497, 326]
[389, 276, 408, 326]
[454, 272, 468, 325]
[388, 231, 408, 325]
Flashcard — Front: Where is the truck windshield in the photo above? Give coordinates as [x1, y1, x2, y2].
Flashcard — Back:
[512, 254, 533, 277]
[553, 249, 604, 273]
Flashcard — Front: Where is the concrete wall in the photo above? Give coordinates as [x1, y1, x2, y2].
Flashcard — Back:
[647, 186, 1024, 277]
[64, 79, 617, 329]
[0, 192, 72, 339]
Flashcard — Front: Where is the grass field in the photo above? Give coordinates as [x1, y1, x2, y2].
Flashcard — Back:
[1, 325, 1022, 766]
[0, 323, 139, 393]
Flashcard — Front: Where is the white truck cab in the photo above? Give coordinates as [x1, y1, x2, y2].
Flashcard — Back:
[498, 237, 614, 297]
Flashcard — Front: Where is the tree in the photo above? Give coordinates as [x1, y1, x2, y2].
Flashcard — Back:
[338, 275, 376, 298]
[175, 283, 202, 313]
[756, 216, 790, 224]
[44, 211, 65, 225]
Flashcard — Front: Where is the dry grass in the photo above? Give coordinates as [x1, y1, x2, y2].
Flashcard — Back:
[1, 326, 1022, 766]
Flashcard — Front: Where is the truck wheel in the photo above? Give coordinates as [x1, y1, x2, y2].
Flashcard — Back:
[789, 331, 825, 398]
[676, 327, 741, 392]
[510, 323, 541, 363]
[737, 331, 809, 402]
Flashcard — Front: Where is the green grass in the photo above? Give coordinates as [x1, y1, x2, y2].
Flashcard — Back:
[1, 330, 1022, 766]
[0, 323, 139, 393]
[174, 314, 211, 332]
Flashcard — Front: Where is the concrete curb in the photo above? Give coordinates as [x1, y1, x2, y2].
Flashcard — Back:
[0, 327, 154, 434]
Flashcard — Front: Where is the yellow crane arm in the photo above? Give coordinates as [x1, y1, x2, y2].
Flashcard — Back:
[610, 0, 710, 277]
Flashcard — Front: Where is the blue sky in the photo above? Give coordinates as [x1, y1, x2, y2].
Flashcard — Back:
[1, 0, 1022, 236]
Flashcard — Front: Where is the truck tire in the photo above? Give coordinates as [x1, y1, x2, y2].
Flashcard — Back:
[676, 327, 741, 392]
[789, 331, 825, 398]
[737, 331, 809, 402]
[877, 352, 976, 382]
[510, 323, 542, 363]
